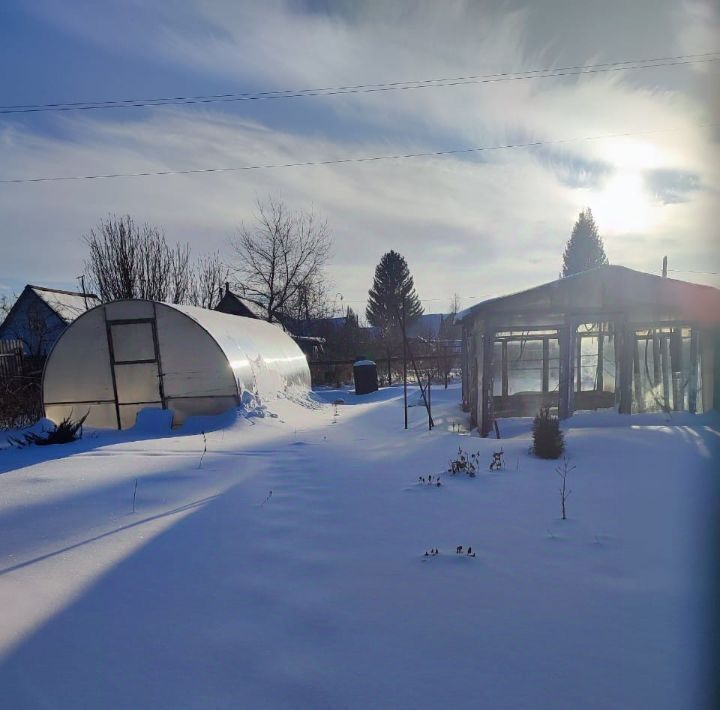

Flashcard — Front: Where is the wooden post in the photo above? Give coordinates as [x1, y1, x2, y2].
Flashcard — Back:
[671, 328, 683, 410]
[618, 326, 634, 414]
[501, 340, 509, 397]
[652, 329, 661, 387]
[472, 331, 482, 427]
[402, 304, 407, 429]
[596, 327, 604, 392]
[542, 337, 550, 394]
[444, 345, 449, 389]
[700, 329, 715, 413]
[661, 334, 671, 411]
[576, 335, 582, 393]
[427, 373, 432, 430]
[688, 328, 699, 413]
[632, 337, 644, 412]
[558, 323, 575, 419]
[480, 330, 495, 436]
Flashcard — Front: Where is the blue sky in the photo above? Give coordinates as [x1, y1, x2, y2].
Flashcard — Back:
[1, 0, 718, 315]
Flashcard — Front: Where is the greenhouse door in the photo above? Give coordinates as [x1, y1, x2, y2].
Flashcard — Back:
[106, 318, 165, 429]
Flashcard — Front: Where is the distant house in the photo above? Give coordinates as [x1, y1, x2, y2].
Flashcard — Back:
[457, 265, 720, 436]
[406, 312, 462, 341]
[214, 283, 266, 320]
[214, 284, 324, 358]
[0, 285, 100, 358]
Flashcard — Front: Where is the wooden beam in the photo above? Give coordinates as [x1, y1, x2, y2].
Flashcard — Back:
[688, 328, 699, 413]
[633, 337, 644, 412]
[480, 330, 495, 436]
[671, 328, 683, 411]
[618, 326, 634, 414]
[596, 327, 604, 392]
[558, 323, 575, 419]
[661, 334, 671, 411]
[700, 329, 716, 413]
[542, 337, 549, 393]
[501, 340, 509, 398]
[652, 330, 661, 387]
[576, 335, 582, 393]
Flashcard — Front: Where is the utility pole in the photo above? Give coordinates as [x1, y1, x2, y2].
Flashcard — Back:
[402, 297, 408, 430]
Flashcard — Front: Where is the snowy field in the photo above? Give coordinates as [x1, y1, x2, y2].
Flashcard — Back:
[0, 384, 718, 709]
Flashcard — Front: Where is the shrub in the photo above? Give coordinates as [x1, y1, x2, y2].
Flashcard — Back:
[532, 407, 564, 459]
[448, 447, 480, 476]
[10, 413, 88, 447]
[0, 373, 43, 430]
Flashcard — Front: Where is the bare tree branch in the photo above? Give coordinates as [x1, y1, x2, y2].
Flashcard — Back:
[229, 197, 332, 324]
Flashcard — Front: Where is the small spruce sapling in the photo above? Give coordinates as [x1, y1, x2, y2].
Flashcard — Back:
[532, 407, 565, 459]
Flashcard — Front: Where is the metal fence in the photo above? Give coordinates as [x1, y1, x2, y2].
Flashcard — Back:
[0, 340, 24, 381]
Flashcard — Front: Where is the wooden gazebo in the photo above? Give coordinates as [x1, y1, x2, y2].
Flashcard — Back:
[457, 265, 720, 436]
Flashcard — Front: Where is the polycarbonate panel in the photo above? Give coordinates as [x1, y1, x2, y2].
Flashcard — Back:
[119, 403, 163, 429]
[154, 306, 237, 399]
[45, 402, 118, 429]
[110, 322, 156, 362]
[170, 304, 311, 399]
[114, 362, 162, 404]
[166, 396, 239, 426]
[42, 306, 114, 406]
[105, 300, 155, 320]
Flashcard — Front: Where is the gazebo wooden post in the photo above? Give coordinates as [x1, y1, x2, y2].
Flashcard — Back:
[480, 326, 495, 437]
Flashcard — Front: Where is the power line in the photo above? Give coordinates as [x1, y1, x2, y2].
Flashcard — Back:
[667, 268, 720, 275]
[1, 51, 718, 115]
[1, 123, 713, 186]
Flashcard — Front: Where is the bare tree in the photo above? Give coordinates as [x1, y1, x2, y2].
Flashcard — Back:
[190, 252, 230, 309]
[556, 457, 575, 520]
[448, 293, 462, 317]
[230, 197, 332, 323]
[84, 215, 193, 303]
[0, 293, 11, 321]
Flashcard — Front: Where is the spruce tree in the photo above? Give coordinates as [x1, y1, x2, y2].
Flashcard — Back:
[561, 208, 609, 277]
[366, 250, 423, 333]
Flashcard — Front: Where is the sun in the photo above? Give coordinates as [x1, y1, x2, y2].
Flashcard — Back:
[589, 172, 655, 233]
[578, 139, 665, 233]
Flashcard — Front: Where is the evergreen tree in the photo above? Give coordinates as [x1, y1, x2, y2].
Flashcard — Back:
[561, 208, 609, 277]
[366, 251, 423, 333]
[340, 306, 363, 359]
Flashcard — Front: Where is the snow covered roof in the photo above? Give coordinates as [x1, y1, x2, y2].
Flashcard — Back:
[215, 290, 267, 319]
[29, 285, 100, 323]
[457, 265, 720, 325]
[405, 313, 445, 338]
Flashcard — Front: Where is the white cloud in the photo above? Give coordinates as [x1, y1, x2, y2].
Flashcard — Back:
[2, 0, 718, 306]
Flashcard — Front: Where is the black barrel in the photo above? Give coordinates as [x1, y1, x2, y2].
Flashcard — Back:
[353, 357, 378, 395]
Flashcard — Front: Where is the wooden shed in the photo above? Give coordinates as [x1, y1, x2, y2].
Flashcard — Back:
[458, 265, 720, 436]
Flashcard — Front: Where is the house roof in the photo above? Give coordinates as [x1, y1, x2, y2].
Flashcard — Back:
[457, 265, 720, 325]
[215, 290, 266, 319]
[405, 313, 445, 339]
[27, 285, 101, 323]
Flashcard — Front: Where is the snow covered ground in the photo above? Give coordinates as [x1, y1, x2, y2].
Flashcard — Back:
[0, 384, 717, 709]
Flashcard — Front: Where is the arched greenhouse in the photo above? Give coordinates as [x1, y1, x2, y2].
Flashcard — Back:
[42, 300, 311, 429]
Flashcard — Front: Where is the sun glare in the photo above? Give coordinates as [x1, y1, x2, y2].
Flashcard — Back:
[579, 139, 665, 233]
[588, 172, 655, 233]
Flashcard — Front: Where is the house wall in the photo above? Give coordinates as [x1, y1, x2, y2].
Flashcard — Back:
[0, 289, 67, 357]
